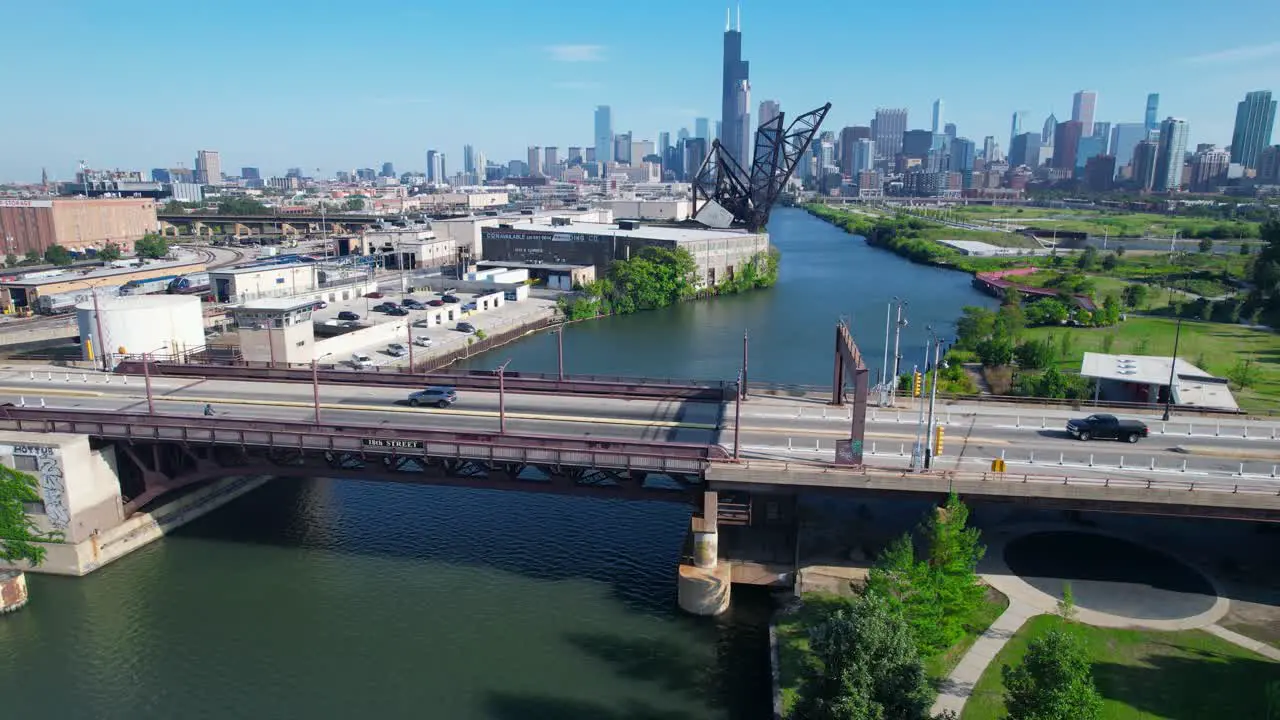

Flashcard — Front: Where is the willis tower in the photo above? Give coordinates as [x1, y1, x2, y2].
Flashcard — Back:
[721, 6, 751, 171]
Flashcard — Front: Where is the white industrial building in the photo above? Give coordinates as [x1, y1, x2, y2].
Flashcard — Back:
[596, 199, 691, 221]
[1079, 352, 1238, 411]
[429, 207, 614, 259]
[76, 295, 206, 364]
[416, 191, 509, 210]
[357, 226, 457, 271]
[209, 263, 317, 304]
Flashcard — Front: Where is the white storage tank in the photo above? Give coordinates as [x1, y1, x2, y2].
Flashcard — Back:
[76, 295, 206, 365]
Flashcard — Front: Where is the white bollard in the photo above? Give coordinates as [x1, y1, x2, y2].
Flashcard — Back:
[18, 397, 24, 407]
[1000, 449, 1006, 460]
[64, 373, 70, 382]
[822, 407, 827, 419]
[81, 373, 87, 383]
[871, 442, 877, 455]
[28, 371, 33, 380]
[1237, 462, 1245, 477]
[899, 443, 905, 456]
[1272, 465, 1277, 478]
[1244, 426, 1249, 439]
[1216, 423, 1221, 437]
[1029, 451, 1035, 464]
[1015, 415, 1020, 428]
[1119, 456, 1124, 469]
[1182, 460, 1187, 472]
[1089, 454, 1094, 467]
[1161, 422, 1166, 435]
[815, 439, 821, 451]
[796, 408, 802, 418]
[872, 410, 878, 422]
[122, 375, 127, 385]
[1059, 452, 1064, 465]
[1041, 417, 1046, 429]
[39, 398, 45, 408]
[1188, 423, 1193, 436]
[787, 437, 793, 451]
[1150, 458, 1155, 470]
[47, 372, 52, 380]
[896, 411, 901, 423]
[946, 411, 951, 425]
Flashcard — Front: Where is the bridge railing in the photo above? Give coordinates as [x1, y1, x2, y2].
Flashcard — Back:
[0, 407, 731, 474]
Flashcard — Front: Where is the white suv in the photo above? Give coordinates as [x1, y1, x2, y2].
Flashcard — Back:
[351, 352, 373, 368]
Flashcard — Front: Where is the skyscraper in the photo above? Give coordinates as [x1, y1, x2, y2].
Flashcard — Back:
[931, 99, 945, 134]
[1043, 113, 1058, 146]
[1109, 123, 1148, 169]
[902, 130, 933, 159]
[1191, 147, 1231, 192]
[1009, 133, 1041, 168]
[380, 162, 395, 178]
[1072, 91, 1097, 136]
[851, 138, 874, 176]
[1145, 93, 1160, 134]
[695, 117, 710, 141]
[839, 126, 872, 175]
[463, 145, 475, 175]
[1053, 121, 1083, 170]
[950, 137, 975, 174]
[873, 108, 908, 163]
[982, 136, 999, 162]
[1009, 111, 1027, 154]
[720, 7, 751, 165]
[1154, 117, 1190, 191]
[1133, 140, 1160, 190]
[426, 150, 443, 183]
[1230, 91, 1277, 169]
[677, 127, 690, 143]
[544, 147, 558, 176]
[195, 150, 222, 186]
[526, 146, 541, 176]
[758, 99, 781, 126]
[594, 106, 614, 165]
[658, 132, 671, 158]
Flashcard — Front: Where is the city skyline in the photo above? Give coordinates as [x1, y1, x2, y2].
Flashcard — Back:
[2, 0, 1280, 182]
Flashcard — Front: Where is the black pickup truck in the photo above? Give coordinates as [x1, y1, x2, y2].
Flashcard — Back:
[1065, 414, 1149, 443]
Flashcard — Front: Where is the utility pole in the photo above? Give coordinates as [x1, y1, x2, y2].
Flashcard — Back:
[497, 359, 511, 433]
[889, 300, 908, 407]
[741, 330, 749, 401]
[733, 370, 743, 460]
[1162, 317, 1183, 422]
[881, 299, 894, 404]
[924, 335, 942, 469]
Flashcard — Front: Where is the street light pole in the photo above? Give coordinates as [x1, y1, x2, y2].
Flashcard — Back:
[312, 352, 334, 423]
[554, 324, 565, 380]
[881, 298, 894, 403]
[734, 369, 743, 460]
[406, 320, 414, 372]
[1162, 317, 1183, 421]
[924, 334, 942, 469]
[143, 351, 154, 415]
[890, 300, 908, 407]
[497, 359, 511, 433]
[742, 330, 749, 401]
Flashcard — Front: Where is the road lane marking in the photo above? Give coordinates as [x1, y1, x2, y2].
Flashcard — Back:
[0, 386, 104, 398]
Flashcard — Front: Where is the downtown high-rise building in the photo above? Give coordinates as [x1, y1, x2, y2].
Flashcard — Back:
[543, 147, 558, 176]
[1229, 90, 1277, 169]
[758, 99, 781, 126]
[1042, 113, 1058, 146]
[931, 99, 945, 134]
[1145, 93, 1160, 134]
[851, 138, 874, 176]
[1154, 117, 1190, 191]
[526, 147, 541, 176]
[1109, 123, 1148, 170]
[195, 149, 222, 186]
[1053, 121, 1083, 170]
[1009, 111, 1027, 154]
[720, 7, 751, 167]
[463, 145, 476, 175]
[1132, 140, 1160, 190]
[594, 106, 614, 165]
[872, 108, 908, 163]
[380, 162, 395, 178]
[1191, 147, 1231, 192]
[839, 126, 872, 175]
[1072, 90, 1097, 136]
[1009, 133, 1041, 168]
[950, 137, 975, 175]
[426, 150, 444, 183]
[695, 117, 710, 141]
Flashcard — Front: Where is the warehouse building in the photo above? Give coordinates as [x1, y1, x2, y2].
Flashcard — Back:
[0, 257, 207, 315]
[479, 218, 769, 288]
[0, 198, 158, 255]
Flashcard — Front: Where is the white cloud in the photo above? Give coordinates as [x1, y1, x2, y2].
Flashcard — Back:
[1183, 42, 1280, 65]
[546, 44, 605, 62]
[553, 80, 602, 90]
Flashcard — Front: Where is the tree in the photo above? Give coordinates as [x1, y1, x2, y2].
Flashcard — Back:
[1015, 339, 1057, 369]
[344, 196, 366, 211]
[1227, 359, 1261, 389]
[1025, 298, 1069, 326]
[1199, 237, 1215, 254]
[1241, 242, 1252, 256]
[134, 233, 170, 260]
[217, 197, 271, 215]
[1099, 295, 1122, 326]
[1115, 245, 1126, 257]
[0, 465, 52, 565]
[3, 253, 16, 267]
[1122, 283, 1149, 309]
[160, 200, 191, 214]
[43, 244, 72, 266]
[976, 337, 1015, 367]
[1076, 246, 1099, 271]
[22, 249, 40, 265]
[97, 242, 123, 262]
[794, 593, 936, 720]
[956, 307, 997, 350]
[1101, 253, 1118, 271]
[1002, 628, 1103, 720]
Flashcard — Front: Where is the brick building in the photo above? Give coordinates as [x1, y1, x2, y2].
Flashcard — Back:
[0, 198, 158, 256]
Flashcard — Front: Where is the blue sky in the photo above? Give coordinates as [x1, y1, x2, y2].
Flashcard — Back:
[3, 0, 1279, 182]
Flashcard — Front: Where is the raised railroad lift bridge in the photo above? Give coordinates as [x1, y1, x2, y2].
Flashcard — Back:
[691, 102, 832, 231]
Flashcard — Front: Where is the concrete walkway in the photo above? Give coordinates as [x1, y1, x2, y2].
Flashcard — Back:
[1206, 625, 1280, 662]
[931, 599, 1036, 717]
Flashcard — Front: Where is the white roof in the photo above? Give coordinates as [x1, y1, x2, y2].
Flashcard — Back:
[236, 298, 317, 312]
[1080, 352, 1237, 411]
[492, 220, 757, 243]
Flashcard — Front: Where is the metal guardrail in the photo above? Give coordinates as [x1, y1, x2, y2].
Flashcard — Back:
[0, 407, 731, 474]
[117, 360, 735, 401]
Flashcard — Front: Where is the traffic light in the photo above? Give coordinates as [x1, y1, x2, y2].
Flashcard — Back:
[990, 458, 1006, 473]
[913, 371, 922, 398]
[933, 425, 945, 456]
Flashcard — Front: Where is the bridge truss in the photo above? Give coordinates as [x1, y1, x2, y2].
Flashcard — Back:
[691, 102, 832, 232]
[831, 320, 870, 465]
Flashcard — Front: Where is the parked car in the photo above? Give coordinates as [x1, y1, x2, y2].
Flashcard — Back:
[412, 336, 433, 347]
[427, 299, 444, 307]
[312, 300, 329, 309]
[337, 311, 361, 321]
[386, 307, 409, 316]
[365, 291, 384, 299]
[372, 303, 393, 312]
[386, 343, 408, 357]
[408, 386, 457, 408]
[442, 295, 460, 304]
[455, 321, 476, 333]
[351, 352, 374, 369]
[402, 299, 425, 310]
[462, 302, 477, 312]
[1065, 414, 1149, 443]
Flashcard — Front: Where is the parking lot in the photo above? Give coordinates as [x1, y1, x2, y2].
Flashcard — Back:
[311, 288, 558, 369]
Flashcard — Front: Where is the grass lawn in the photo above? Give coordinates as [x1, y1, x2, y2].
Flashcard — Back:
[775, 588, 1009, 717]
[949, 206, 1261, 239]
[1021, 317, 1280, 413]
[960, 614, 1280, 720]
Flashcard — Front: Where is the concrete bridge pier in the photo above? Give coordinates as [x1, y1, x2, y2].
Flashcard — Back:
[678, 490, 731, 616]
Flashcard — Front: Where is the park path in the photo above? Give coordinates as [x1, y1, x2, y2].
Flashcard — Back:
[931, 599, 1035, 717]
